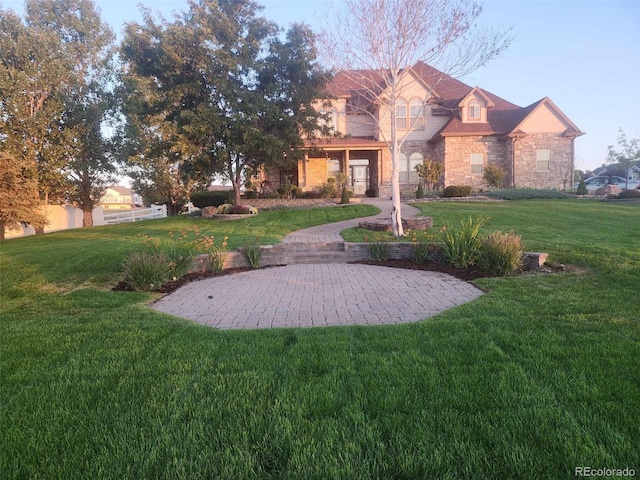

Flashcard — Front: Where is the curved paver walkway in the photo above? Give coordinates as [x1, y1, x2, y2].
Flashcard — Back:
[151, 264, 484, 329]
[283, 199, 421, 243]
[151, 198, 484, 329]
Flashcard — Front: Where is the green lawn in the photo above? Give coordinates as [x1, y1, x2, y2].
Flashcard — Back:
[1, 200, 638, 479]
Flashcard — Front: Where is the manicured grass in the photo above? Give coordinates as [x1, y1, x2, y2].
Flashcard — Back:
[1, 200, 639, 479]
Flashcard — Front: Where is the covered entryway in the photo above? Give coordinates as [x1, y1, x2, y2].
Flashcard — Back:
[300, 138, 386, 196]
[349, 160, 370, 195]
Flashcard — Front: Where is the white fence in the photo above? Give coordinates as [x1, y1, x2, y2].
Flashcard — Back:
[5, 204, 168, 239]
[102, 204, 167, 225]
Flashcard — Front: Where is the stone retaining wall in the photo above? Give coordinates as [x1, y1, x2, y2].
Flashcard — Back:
[244, 198, 362, 210]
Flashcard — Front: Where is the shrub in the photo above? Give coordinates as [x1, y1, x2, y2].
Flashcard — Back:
[485, 189, 569, 200]
[483, 164, 506, 189]
[416, 183, 425, 199]
[122, 252, 173, 292]
[367, 241, 391, 262]
[318, 178, 338, 198]
[216, 203, 233, 214]
[230, 204, 258, 214]
[576, 179, 588, 196]
[442, 185, 472, 197]
[190, 190, 231, 208]
[478, 231, 523, 276]
[340, 185, 350, 204]
[618, 189, 640, 199]
[441, 216, 488, 268]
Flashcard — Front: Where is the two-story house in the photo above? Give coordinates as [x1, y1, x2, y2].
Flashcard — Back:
[261, 61, 583, 197]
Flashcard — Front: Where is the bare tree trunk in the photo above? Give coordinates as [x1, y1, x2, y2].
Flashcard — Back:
[83, 209, 93, 227]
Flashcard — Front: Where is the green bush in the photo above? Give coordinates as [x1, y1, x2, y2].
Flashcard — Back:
[190, 190, 231, 208]
[416, 183, 425, 199]
[340, 185, 350, 204]
[483, 164, 506, 189]
[576, 179, 588, 196]
[441, 216, 488, 268]
[478, 231, 523, 276]
[442, 185, 472, 197]
[485, 189, 569, 200]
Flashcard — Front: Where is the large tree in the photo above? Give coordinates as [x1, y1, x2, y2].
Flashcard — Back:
[320, 0, 511, 235]
[0, 7, 68, 230]
[1, 0, 118, 229]
[118, 0, 329, 210]
[0, 152, 46, 240]
[27, 0, 117, 226]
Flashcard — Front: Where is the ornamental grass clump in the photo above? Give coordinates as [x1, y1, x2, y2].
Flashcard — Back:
[478, 231, 523, 276]
[121, 252, 174, 292]
[441, 216, 488, 268]
[367, 241, 391, 262]
[122, 226, 222, 291]
[243, 238, 262, 268]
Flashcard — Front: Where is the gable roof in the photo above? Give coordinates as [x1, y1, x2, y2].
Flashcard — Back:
[106, 186, 133, 195]
[327, 62, 582, 140]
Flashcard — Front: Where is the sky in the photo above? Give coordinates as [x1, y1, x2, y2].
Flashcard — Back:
[2, 0, 639, 173]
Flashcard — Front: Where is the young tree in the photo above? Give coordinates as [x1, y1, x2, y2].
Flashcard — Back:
[321, 0, 511, 236]
[607, 128, 640, 189]
[415, 159, 444, 191]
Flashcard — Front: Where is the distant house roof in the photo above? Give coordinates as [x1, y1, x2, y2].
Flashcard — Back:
[106, 186, 133, 195]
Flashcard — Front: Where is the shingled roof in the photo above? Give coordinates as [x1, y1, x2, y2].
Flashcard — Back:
[326, 61, 570, 139]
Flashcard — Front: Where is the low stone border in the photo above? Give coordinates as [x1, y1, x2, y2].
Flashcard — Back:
[193, 242, 548, 272]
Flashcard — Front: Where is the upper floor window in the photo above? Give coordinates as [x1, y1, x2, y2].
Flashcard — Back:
[396, 99, 407, 129]
[409, 99, 425, 129]
[468, 100, 481, 120]
[536, 149, 550, 172]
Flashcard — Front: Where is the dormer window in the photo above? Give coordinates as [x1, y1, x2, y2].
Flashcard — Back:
[469, 100, 481, 120]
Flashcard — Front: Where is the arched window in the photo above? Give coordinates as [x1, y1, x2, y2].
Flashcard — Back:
[396, 99, 407, 129]
[409, 152, 424, 184]
[398, 153, 408, 183]
[410, 99, 425, 129]
[468, 100, 481, 120]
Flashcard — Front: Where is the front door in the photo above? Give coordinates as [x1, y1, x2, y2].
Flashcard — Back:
[350, 165, 369, 195]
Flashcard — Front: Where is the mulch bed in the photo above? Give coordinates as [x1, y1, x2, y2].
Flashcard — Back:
[351, 258, 490, 281]
[112, 260, 492, 295]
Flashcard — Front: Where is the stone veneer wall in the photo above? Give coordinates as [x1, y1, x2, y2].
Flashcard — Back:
[443, 136, 508, 189]
[513, 133, 572, 189]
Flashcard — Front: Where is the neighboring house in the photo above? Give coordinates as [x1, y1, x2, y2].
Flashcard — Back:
[594, 164, 640, 182]
[260, 61, 584, 196]
[101, 186, 143, 210]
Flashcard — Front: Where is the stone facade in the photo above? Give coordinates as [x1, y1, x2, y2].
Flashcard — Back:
[440, 135, 508, 189]
[513, 133, 574, 189]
